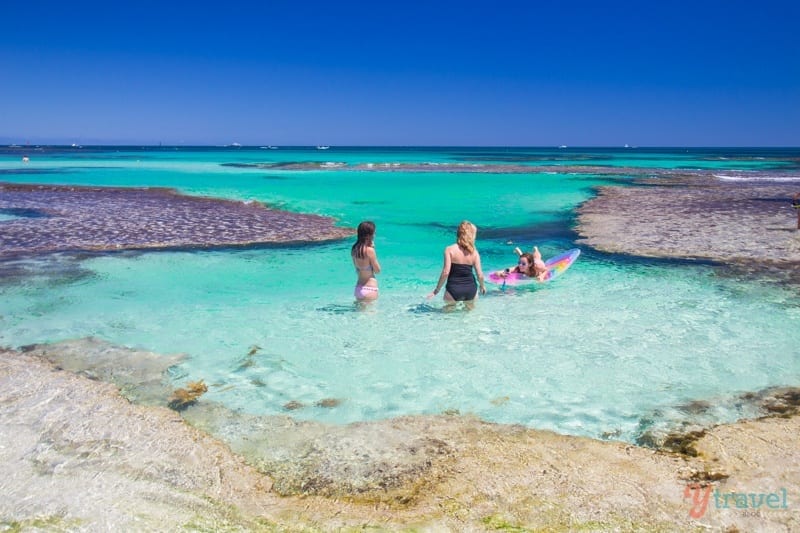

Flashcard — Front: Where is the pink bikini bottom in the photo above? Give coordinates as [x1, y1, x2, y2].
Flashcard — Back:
[354, 284, 379, 300]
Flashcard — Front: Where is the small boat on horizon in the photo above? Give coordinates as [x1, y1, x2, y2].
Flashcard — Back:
[316, 145, 330, 150]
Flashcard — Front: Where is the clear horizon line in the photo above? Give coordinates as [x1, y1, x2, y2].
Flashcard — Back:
[3, 143, 799, 149]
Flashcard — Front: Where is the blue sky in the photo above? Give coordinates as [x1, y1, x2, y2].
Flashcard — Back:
[1, 1, 798, 146]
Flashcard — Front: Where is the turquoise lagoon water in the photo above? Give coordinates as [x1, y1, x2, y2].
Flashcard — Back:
[1, 146, 799, 443]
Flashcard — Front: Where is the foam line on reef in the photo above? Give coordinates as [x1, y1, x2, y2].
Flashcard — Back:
[219, 160, 800, 179]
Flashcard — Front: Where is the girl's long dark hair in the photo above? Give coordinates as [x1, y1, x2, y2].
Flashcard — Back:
[351, 221, 375, 259]
[518, 252, 536, 276]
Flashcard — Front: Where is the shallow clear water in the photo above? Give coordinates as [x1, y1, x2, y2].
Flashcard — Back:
[2, 146, 799, 442]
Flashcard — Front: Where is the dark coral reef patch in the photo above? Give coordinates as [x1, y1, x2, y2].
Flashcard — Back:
[0, 182, 353, 259]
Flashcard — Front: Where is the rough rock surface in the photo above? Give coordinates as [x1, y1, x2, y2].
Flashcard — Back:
[0, 182, 353, 259]
[2, 342, 799, 531]
[576, 176, 800, 284]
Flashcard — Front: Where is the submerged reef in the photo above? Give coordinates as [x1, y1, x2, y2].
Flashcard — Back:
[222, 160, 674, 174]
[0, 182, 353, 259]
[576, 175, 800, 286]
[2, 338, 800, 530]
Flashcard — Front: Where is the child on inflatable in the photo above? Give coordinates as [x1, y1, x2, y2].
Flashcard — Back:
[496, 245, 550, 282]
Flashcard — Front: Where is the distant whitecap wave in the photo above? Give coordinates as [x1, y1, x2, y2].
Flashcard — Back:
[713, 173, 800, 182]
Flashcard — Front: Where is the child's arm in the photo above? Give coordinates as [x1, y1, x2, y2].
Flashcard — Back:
[494, 266, 518, 278]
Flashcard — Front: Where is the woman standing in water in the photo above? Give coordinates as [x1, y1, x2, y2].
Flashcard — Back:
[351, 221, 381, 302]
[428, 220, 486, 309]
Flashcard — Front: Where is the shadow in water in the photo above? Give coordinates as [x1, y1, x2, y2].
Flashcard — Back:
[316, 303, 360, 314]
[407, 302, 442, 314]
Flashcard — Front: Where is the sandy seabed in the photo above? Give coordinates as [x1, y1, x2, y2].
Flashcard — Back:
[2, 177, 800, 531]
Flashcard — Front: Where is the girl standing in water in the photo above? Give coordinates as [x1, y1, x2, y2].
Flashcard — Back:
[351, 221, 381, 302]
[428, 220, 486, 309]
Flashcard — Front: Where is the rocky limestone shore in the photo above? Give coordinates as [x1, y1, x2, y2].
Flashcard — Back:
[2, 340, 798, 531]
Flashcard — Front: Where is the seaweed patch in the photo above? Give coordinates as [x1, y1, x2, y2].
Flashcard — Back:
[168, 380, 209, 411]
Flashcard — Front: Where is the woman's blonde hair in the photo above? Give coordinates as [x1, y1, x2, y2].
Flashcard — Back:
[456, 220, 477, 254]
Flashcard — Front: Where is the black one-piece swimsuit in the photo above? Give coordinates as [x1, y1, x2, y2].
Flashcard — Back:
[445, 263, 477, 301]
